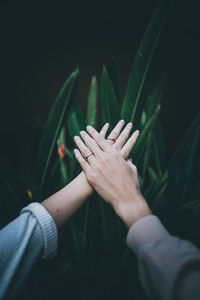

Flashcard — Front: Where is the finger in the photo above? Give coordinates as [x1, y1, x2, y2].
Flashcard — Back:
[113, 122, 133, 150]
[100, 123, 110, 137]
[86, 125, 112, 152]
[106, 119, 125, 144]
[80, 130, 103, 157]
[120, 130, 140, 159]
[74, 149, 91, 173]
[74, 136, 96, 164]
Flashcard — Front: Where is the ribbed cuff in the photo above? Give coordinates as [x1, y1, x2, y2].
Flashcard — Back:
[20, 202, 58, 259]
[126, 215, 170, 255]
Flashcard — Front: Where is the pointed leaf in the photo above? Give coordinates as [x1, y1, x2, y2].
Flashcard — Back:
[182, 124, 200, 202]
[168, 112, 200, 175]
[107, 57, 120, 103]
[101, 66, 121, 127]
[166, 121, 200, 207]
[121, 0, 170, 123]
[67, 101, 86, 139]
[131, 105, 161, 161]
[32, 69, 79, 193]
[86, 76, 98, 126]
[146, 74, 166, 119]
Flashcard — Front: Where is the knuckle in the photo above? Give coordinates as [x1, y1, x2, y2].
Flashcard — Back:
[90, 127, 95, 134]
[132, 164, 137, 171]
[81, 149, 88, 157]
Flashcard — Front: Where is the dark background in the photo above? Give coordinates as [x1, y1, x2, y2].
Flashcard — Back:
[0, 0, 200, 184]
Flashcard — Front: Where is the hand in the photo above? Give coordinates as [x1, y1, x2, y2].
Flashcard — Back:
[75, 119, 138, 197]
[74, 125, 152, 228]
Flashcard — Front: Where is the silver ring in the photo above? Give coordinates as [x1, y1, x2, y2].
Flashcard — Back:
[85, 153, 94, 161]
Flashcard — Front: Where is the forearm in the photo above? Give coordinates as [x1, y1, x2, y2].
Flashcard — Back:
[42, 172, 92, 227]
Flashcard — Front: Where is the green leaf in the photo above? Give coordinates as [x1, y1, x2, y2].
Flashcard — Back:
[67, 101, 86, 180]
[101, 66, 121, 127]
[141, 132, 152, 180]
[167, 122, 200, 207]
[58, 127, 69, 184]
[164, 199, 200, 243]
[59, 126, 67, 145]
[168, 113, 200, 175]
[146, 74, 166, 119]
[107, 57, 120, 103]
[131, 105, 161, 162]
[86, 76, 98, 126]
[69, 220, 85, 282]
[67, 101, 86, 139]
[121, 0, 170, 123]
[162, 113, 200, 212]
[145, 75, 166, 173]
[152, 118, 166, 172]
[148, 166, 158, 182]
[43, 158, 60, 197]
[181, 124, 200, 202]
[32, 69, 79, 194]
[140, 110, 147, 128]
[151, 175, 168, 214]
[143, 180, 158, 205]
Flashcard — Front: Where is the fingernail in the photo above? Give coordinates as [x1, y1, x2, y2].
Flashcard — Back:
[74, 136, 78, 140]
[127, 122, 133, 128]
[120, 119, 125, 124]
[80, 130, 85, 135]
[136, 130, 140, 134]
[87, 125, 92, 130]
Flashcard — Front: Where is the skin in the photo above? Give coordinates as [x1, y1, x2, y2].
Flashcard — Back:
[42, 120, 139, 228]
[74, 125, 152, 228]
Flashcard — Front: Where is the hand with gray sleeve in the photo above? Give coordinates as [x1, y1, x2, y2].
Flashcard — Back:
[74, 124, 200, 300]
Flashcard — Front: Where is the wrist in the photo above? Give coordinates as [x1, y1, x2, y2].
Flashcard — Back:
[113, 194, 152, 228]
[78, 171, 93, 197]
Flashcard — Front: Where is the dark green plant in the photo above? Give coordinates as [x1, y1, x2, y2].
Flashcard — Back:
[1, 0, 200, 299]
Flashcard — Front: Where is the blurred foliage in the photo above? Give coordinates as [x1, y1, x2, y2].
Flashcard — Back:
[1, 0, 200, 299]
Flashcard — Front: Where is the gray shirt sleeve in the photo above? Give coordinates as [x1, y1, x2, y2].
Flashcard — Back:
[0, 202, 58, 300]
[126, 215, 200, 300]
